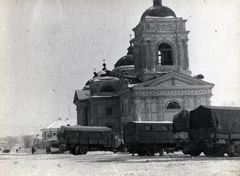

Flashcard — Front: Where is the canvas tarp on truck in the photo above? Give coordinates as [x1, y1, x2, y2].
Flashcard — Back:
[173, 109, 190, 133]
[190, 106, 240, 134]
[60, 125, 112, 132]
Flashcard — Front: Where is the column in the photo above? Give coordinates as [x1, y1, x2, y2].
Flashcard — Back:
[177, 37, 182, 71]
[183, 40, 189, 70]
[145, 98, 151, 121]
[206, 95, 211, 106]
[157, 99, 165, 121]
[148, 41, 156, 72]
[133, 99, 141, 121]
[182, 96, 189, 109]
[141, 42, 148, 72]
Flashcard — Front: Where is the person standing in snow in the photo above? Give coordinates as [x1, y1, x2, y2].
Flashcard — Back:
[31, 147, 35, 154]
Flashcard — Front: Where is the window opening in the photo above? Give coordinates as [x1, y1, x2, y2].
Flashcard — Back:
[158, 43, 173, 65]
[166, 101, 181, 109]
[46, 132, 51, 139]
[145, 125, 152, 131]
[106, 107, 113, 115]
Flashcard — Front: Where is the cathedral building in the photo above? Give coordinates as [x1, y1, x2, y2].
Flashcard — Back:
[73, 0, 214, 136]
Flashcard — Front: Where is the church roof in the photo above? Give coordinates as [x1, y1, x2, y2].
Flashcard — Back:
[141, 0, 176, 21]
[41, 118, 77, 131]
[73, 89, 90, 103]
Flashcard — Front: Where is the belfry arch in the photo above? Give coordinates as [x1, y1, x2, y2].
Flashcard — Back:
[157, 43, 173, 66]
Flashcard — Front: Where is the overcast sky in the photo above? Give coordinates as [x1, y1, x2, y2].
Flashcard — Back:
[0, 0, 240, 138]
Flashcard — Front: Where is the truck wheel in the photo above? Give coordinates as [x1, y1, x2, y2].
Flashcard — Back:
[189, 150, 201, 156]
[227, 152, 235, 157]
[121, 146, 128, 153]
[211, 147, 224, 157]
[227, 144, 235, 157]
[79, 145, 88, 155]
[203, 148, 212, 156]
[146, 145, 157, 156]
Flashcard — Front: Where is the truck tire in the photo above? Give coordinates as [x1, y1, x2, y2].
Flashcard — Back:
[227, 144, 235, 157]
[203, 148, 212, 156]
[211, 147, 224, 157]
[146, 145, 157, 156]
[79, 145, 88, 155]
[227, 152, 235, 157]
[189, 149, 201, 156]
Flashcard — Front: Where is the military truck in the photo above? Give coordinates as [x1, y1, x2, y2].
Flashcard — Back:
[124, 121, 175, 156]
[53, 125, 122, 155]
[185, 106, 240, 157]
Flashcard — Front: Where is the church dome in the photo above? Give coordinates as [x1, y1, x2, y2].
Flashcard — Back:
[114, 54, 134, 68]
[114, 44, 134, 68]
[141, 0, 176, 21]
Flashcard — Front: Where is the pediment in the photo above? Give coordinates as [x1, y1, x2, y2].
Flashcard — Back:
[73, 90, 90, 104]
[134, 72, 214, 89]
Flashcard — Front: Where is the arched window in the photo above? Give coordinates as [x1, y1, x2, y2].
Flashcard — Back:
[166, 101, 181, 109]
[158, 43, 173, 65]
[100, 86, 116, 93]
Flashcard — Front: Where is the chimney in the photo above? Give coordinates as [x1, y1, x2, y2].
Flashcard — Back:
[153, 0, 162, 6]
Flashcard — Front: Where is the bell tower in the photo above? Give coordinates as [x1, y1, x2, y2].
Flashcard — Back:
[132, 0, 191, 81]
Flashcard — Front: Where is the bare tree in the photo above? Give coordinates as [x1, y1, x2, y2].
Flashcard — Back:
[3, 136, 19, 149]
[22, 135, 34, 148]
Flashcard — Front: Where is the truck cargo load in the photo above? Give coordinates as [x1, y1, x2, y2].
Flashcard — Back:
[187, 105, 240, 157]
[172, 110, 190, 152]
[173, 109, 190, 133]
[190, 105, 240, 135]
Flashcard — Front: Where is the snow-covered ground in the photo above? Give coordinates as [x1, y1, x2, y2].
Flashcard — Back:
[0, 150, 240, 176]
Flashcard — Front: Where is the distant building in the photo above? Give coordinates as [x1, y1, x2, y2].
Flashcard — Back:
[73, 0, 214, 137]
[33, 134, 43, 148]
[41, 118, 77, 142]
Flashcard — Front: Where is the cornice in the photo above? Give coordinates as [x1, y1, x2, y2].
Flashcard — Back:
[133, 88, 213, 98]
[137, 72, 214, 88]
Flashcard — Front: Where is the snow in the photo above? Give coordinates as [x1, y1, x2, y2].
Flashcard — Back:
[127, 84, 137, 88]
[145, 16, 175, 19]
[92, 76, 119, 82]
[131, 121, 173, 124]
[0, 151, 240, 176]
[42, 119, 77, 130]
